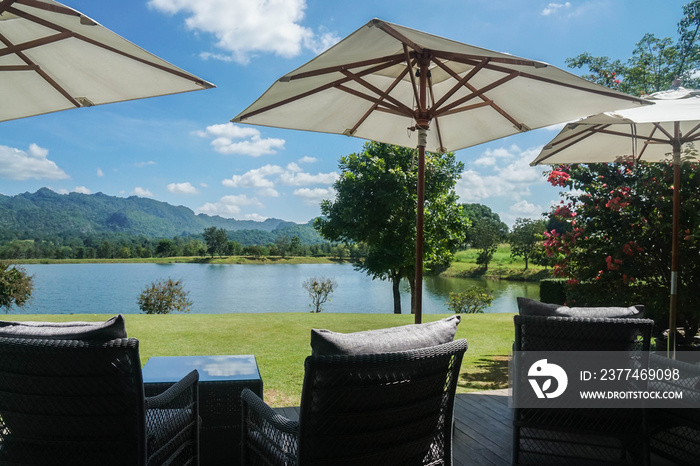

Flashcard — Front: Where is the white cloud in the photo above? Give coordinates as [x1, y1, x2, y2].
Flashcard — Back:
[0, 144, 68, 180]
[473, 145, 519, 167]
[256, 187, 280, 197]
[196, 194, 263, 217]
[455, 170, 492, 202]
[279, 170, 338, 186]
[196, 122, 260, 139]
[148, 0, 340, 64]
[243, 213, 269, 222]
[499, 200, 546, 229]
[298, 156, 317, 164]
[196, 122, 285, 156]
[303, 26, 340, 54]
[97, 168, 104, 177]
[73, 186, 91, 194]
[541, 2, 571, 16]
[222, 164, 337, 197]
[456, 146, 543, 202]
[493, 147, 542, 184]
[293, 187, 335, 205]
[167, 182, 200, 194]
[132, 187, 155, 197]
[286, 162, 302, 172]
[135, 161, 156, 167]
[509, 200, 543, 217]
[223, 164, 284, 189]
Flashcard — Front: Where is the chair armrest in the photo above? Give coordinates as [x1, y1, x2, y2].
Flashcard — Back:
[145, 369, 199, 409]
[241, 387, 299, 465]
[144, 370, 199, 465]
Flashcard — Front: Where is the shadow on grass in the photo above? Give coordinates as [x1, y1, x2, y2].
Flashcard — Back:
[460, 355, 510, 391]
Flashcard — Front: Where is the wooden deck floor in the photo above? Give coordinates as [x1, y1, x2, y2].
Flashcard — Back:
[275, 388, 677, 466]
[453, 389, 511, 466]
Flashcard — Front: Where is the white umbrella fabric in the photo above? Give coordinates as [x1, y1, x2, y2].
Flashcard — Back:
[0, 0, 214, 122]
[233, 18, 647, 323]
[531, 87, 700, 356]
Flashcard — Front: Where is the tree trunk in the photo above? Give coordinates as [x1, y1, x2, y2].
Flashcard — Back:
[408, 277, 416, 315]
[392, 274, 402, 314]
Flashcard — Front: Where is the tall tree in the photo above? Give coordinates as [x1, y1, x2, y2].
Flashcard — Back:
[461, 203, 508, 269]
[566, 0, 700, 95]
[203, 227, 228, 258]
[461, 203, 509, 243]
[509, 218, 547, 270]
[544, 2, 700, 339]
[316, 142, 467, 314]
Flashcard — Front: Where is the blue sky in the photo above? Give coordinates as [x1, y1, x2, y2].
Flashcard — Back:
[0, 0, 688, 227]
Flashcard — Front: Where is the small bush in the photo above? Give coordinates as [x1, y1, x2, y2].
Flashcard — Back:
[446, 287, 495, 314]
[0, 264, 33, 312]
[302, 277, 337, 313]
[138, 278, 192, 314]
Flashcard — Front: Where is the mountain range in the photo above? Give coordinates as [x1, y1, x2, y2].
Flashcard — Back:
[0, 188, 320, 243]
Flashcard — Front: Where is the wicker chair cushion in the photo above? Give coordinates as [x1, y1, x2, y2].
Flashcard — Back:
[0, 315, 126, 340]
[310, 315, 460, 355]
[517, 297, 643, 318]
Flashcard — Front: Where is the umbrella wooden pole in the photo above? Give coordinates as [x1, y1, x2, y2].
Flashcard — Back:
[415, 136, 426, 324]
[668, 137, 681, 359]
[414, 53, 430, 324]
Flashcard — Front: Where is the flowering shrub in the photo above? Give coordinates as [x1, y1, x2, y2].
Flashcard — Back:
[544, 158, 700, 341]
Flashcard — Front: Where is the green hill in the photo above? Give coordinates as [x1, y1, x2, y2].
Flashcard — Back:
[0, 188, 319, 245]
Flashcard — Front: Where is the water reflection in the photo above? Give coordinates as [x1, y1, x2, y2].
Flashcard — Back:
[20, 263, 539, 315]
[202, 356, 258, 377]
[423, 275, 541, 314]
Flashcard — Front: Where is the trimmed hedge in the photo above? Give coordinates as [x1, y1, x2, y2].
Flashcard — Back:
[539, 278, 567, 305]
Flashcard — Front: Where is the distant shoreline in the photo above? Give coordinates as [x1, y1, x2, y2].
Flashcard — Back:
[6, 256, 339, 266]
[5, 255, 549, 282]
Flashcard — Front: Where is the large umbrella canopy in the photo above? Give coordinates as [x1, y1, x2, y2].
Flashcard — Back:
[0, 0, 214, 122]
[531, 87, 700, 356]
[233, 18, 647, 323]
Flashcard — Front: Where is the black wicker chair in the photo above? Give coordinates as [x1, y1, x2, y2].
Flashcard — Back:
[512, 314, 654, 466]
[0, 336, 199, 466]
[241, 339, 468, 466]
[647, 353, 700, 465]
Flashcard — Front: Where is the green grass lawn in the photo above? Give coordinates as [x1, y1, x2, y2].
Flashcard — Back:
[5, 312, 515, 407]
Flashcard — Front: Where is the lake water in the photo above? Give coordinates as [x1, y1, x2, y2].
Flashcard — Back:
[15, 263, 539, 315]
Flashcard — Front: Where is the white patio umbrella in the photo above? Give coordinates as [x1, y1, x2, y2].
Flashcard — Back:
[233, 18, 646, 323]
[531, 86, 700, 356]
[0, 0, 214, 122]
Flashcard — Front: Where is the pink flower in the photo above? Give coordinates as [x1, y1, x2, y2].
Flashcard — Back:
[605, 256, 621, 271]
[548, 170, 571, 187]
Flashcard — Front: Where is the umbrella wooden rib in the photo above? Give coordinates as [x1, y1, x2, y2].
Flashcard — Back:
[1, 0, 214, 122]
[6, 3, 211, 86]
[348, 66, 411, 136]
